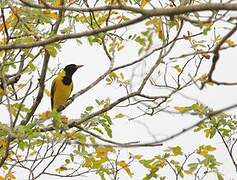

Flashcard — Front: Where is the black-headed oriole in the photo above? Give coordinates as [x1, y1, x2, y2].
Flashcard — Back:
[51, 64, 83, 111]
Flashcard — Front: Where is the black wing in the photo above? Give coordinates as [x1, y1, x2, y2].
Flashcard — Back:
[51, 79, 56, 110]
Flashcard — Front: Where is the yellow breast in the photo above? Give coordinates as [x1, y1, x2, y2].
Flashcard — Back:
[53, 72, 73, 110]
[0, 88, 4, 96]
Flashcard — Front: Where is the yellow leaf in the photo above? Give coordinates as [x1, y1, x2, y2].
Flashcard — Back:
[145, 18, 164, 40]
[197, 148, 208, 157]
[114, 113, 126, 119]
[174, 65, 182, 73]
[207, 81, 214, 86]
[0, 176, 4, 180]
[174, 106, 189, 113]
[30, 150, 36, 156]
[0, 24, 3, 32]
[0, 51, 5, 57]
[206, 145, 216, 151]
[17, 83, 27, 88]
[42, 10, 58, 19]
[225, 39, 235, 47]
[117, 45, 125, 51]
[50, 12, 58, 19]
[44, 88, 51, 97]
[0, 138, 7, 148]
[183, 35, 191, 41]
[105, 0, 128, 5]
[56, 165, 69, 173]
[156, 18, 164, 40]
[197, 145, 216, 157]
[145, 19, 157, 26]
[0, 13, 16, 32]
[0, 87, 4, 96]
[134, 154, 142, 160]
[96, 146, 113, 158]
[65, 130, 77, 139]
[117, 161, 133, 177]
[38, 111, 51, 120]
[198, 73, 208, 82]
[5, 173, 16, 180]
[198, 74, 214, 86]
[83, 157, 94, 168]
[54, 0, 61, 6]
[9, 104, 17, 117]
[159, 159, 166, 167]
[204, 129, 210, 138]
[59, 166, 68, 171]
[140, 0, 150, 8]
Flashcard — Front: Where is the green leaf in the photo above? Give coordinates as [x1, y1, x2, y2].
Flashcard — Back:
[30, 140, 44, 147]
[103, 113, 112, 125]
[90, 137, 96, 145]
[95, 99, 102, 105]
[220, 128, 231, 137]
[185, 163, 198, 175]
[101, 122, 112, 138]
[105, 77, 112, 85]
[76, 133, 86, 144]
[70, 153, 74, 162]
[45, 45, 58, 57]
[93, 127, 104, 135]
[139, 159, 154, 169]
[174, 106, 190, 113]
[18, 140, 27, 151]
[209, 128, 216, 139]
[205, 145, 216, 151]
[21, 37, 35, 43]
[60, 27, 72, 34]
[188, 163, 198, 169]
[202, 23, 212, 35]
[2, 164, 8, 170]
[168, 20, 177, 28]
[0, 123, 9, 137]
[179, 170, 184, 178]
[168, 146, 183, 156]
[216, 172, 224, 180]
[143, 169, 158, 180]
[135, 36, 146, 46]
[160, 176, 166, 180]
[86, 106, 93, 112]
[65, 159, 70, 164]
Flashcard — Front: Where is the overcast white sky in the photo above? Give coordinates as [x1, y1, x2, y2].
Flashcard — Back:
[37, 35, 237, 179]
[1, 27, 234, 180]
[1, 1, 237, 179]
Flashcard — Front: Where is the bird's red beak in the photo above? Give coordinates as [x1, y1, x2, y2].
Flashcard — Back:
[76, 65, 84, 68]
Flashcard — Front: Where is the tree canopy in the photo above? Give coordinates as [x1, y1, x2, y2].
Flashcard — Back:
[0, 0, 237, 179]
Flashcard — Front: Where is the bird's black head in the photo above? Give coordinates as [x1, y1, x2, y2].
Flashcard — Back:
[63, 64, 83, 77]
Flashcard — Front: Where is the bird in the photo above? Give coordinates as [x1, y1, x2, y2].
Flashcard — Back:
[51, 64, 83, 111]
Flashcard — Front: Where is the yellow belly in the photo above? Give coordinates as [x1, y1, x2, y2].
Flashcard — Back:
[0, 88, 4, 96]
[53, 77, 72, 110]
